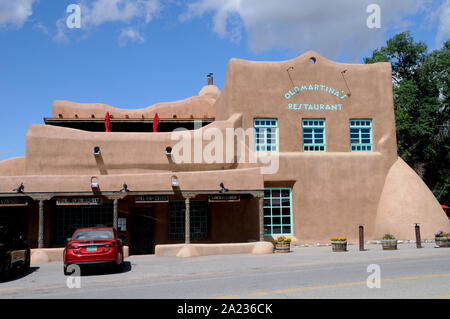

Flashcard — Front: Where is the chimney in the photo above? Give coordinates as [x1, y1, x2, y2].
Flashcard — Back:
[207, 73, 213, 85]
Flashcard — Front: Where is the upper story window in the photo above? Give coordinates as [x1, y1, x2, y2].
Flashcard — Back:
[350, 120, 373, 152]
[302, 119, 326, 152]
[254, 119, 278, 152]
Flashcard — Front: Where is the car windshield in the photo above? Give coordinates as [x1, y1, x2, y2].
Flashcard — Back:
[72, 230, 113, 240]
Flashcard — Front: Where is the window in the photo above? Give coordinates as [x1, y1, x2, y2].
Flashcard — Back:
[350, 120, 373, 152]
[55, 203, 113, 244]
[254, 119, 278, 152]
[73, 230, 113, 240]
[264, 188, 293, 236]
[302, 119, 326, 152]
[169, 201, 208, 240]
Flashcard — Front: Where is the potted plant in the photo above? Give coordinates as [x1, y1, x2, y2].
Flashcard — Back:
[435, 231, 450, 248]
[330, 237, 347, 252]
[274, 236, 291, 253]
[381, 234, 397, 250]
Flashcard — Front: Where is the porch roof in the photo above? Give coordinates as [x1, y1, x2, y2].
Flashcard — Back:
[0, 167, 264, 199]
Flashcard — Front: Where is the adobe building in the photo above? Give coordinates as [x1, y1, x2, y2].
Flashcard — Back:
[0, 51, 449, 256]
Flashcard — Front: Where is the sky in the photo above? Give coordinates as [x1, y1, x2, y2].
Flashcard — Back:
[0, 0, 448, 161]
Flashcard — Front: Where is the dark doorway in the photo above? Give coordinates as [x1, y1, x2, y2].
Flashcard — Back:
[131, 208, 153, 255]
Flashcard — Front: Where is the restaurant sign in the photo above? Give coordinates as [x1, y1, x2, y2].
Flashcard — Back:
[56, 197, 102, 206]
[0, 197, 28, 207]
[136, 195, 169, 203]
[208, 194, 240, 202]
[284, 83, 348, 112]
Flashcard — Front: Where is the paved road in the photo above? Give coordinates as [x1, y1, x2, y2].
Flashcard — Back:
[1, 243, 450, 299]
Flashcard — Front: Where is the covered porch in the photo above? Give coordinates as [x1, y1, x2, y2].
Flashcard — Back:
[0, 168, 273, 258]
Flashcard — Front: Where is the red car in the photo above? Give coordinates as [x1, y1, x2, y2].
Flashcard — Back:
[63, 227, 124, 275]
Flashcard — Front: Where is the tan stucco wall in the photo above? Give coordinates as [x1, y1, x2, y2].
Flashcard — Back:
[265, 153, 386, 242]
[24, 113, 247, 176]
[214, 51, 396, 156]
[52, 85, 219, 120]
[0, 157, 25, 176]
[0, 167, 263, 193]
[375, 157, 450, 239]
[155, 242, 274, 257]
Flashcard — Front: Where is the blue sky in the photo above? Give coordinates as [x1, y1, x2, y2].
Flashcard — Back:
[0, 0, 448, 161]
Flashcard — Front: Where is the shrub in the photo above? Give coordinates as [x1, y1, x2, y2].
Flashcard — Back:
[435, 231, 450, 238]
[383, 234, 396, 240]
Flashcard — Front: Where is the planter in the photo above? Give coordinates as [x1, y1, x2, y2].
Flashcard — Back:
[275, 242, 290, 253]
[435, 237, 450, 248]
[381, 239, 397, 250]
[331, 241, 347, 252]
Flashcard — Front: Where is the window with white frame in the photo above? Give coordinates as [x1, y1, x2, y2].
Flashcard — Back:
[254, 119, 278, 152]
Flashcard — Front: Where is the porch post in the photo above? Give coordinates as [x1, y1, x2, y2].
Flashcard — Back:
[185, 197, 191, 244]
[259, 196, 264, 241]
[113, 199, 118, 231]
[38, 200, 45, 248]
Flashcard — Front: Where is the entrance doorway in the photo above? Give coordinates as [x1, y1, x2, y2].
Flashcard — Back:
[131, 208, 153, 255]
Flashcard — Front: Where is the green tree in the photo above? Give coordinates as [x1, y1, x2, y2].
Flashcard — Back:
[364, 31, 450, 204]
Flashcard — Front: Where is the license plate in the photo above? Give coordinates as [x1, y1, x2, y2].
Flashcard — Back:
[87, 246, 97, 252]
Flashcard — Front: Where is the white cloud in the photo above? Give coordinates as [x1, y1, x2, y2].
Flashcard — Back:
[82, 0, 160, 26]
[180, 0, 430, 60]
[436, 0, 450, 46]
[54, 17, 69, 43]
[0, 0, 37, 28]
[34, 22, 48, 35]
[118, 27, 145, 46]
[55, 0, 162, 43]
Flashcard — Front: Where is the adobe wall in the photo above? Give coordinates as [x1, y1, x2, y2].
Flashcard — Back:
[213, 51, 450, 241]
[52, 85, 219, 120]
[23, 113, 248, 176]
[0, 157, 25, 176]
[375, 158, 450, 239]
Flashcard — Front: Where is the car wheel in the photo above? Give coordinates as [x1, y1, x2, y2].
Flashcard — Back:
[63, 265, 70, 276]
[115, 256, 124, 273]
[0, 257, 11, 282]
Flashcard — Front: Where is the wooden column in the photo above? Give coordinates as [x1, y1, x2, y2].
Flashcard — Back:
[38, 200, 45, 248]
[113, 199, 118, 231]
[185, 197, 191, 244]
[259, 196, 264, 241]
[107, 194, 128, 232]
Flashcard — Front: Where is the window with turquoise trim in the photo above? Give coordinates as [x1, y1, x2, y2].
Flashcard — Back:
[254, 119, 278, 152]
[350, 120, 373, 152]
[302, 119, 326, 152]
[264, 188, 293, 236]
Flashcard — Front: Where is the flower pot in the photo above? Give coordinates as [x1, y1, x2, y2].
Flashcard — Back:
[435, 237, 450, 248]
[381, 239, 397, 250]
[275, 241, 290, 253]
[331, 241, 347, 252]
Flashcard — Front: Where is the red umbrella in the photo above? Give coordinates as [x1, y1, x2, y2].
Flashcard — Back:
[153, 113, 159, 132]
[105, 112, 111, 132]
